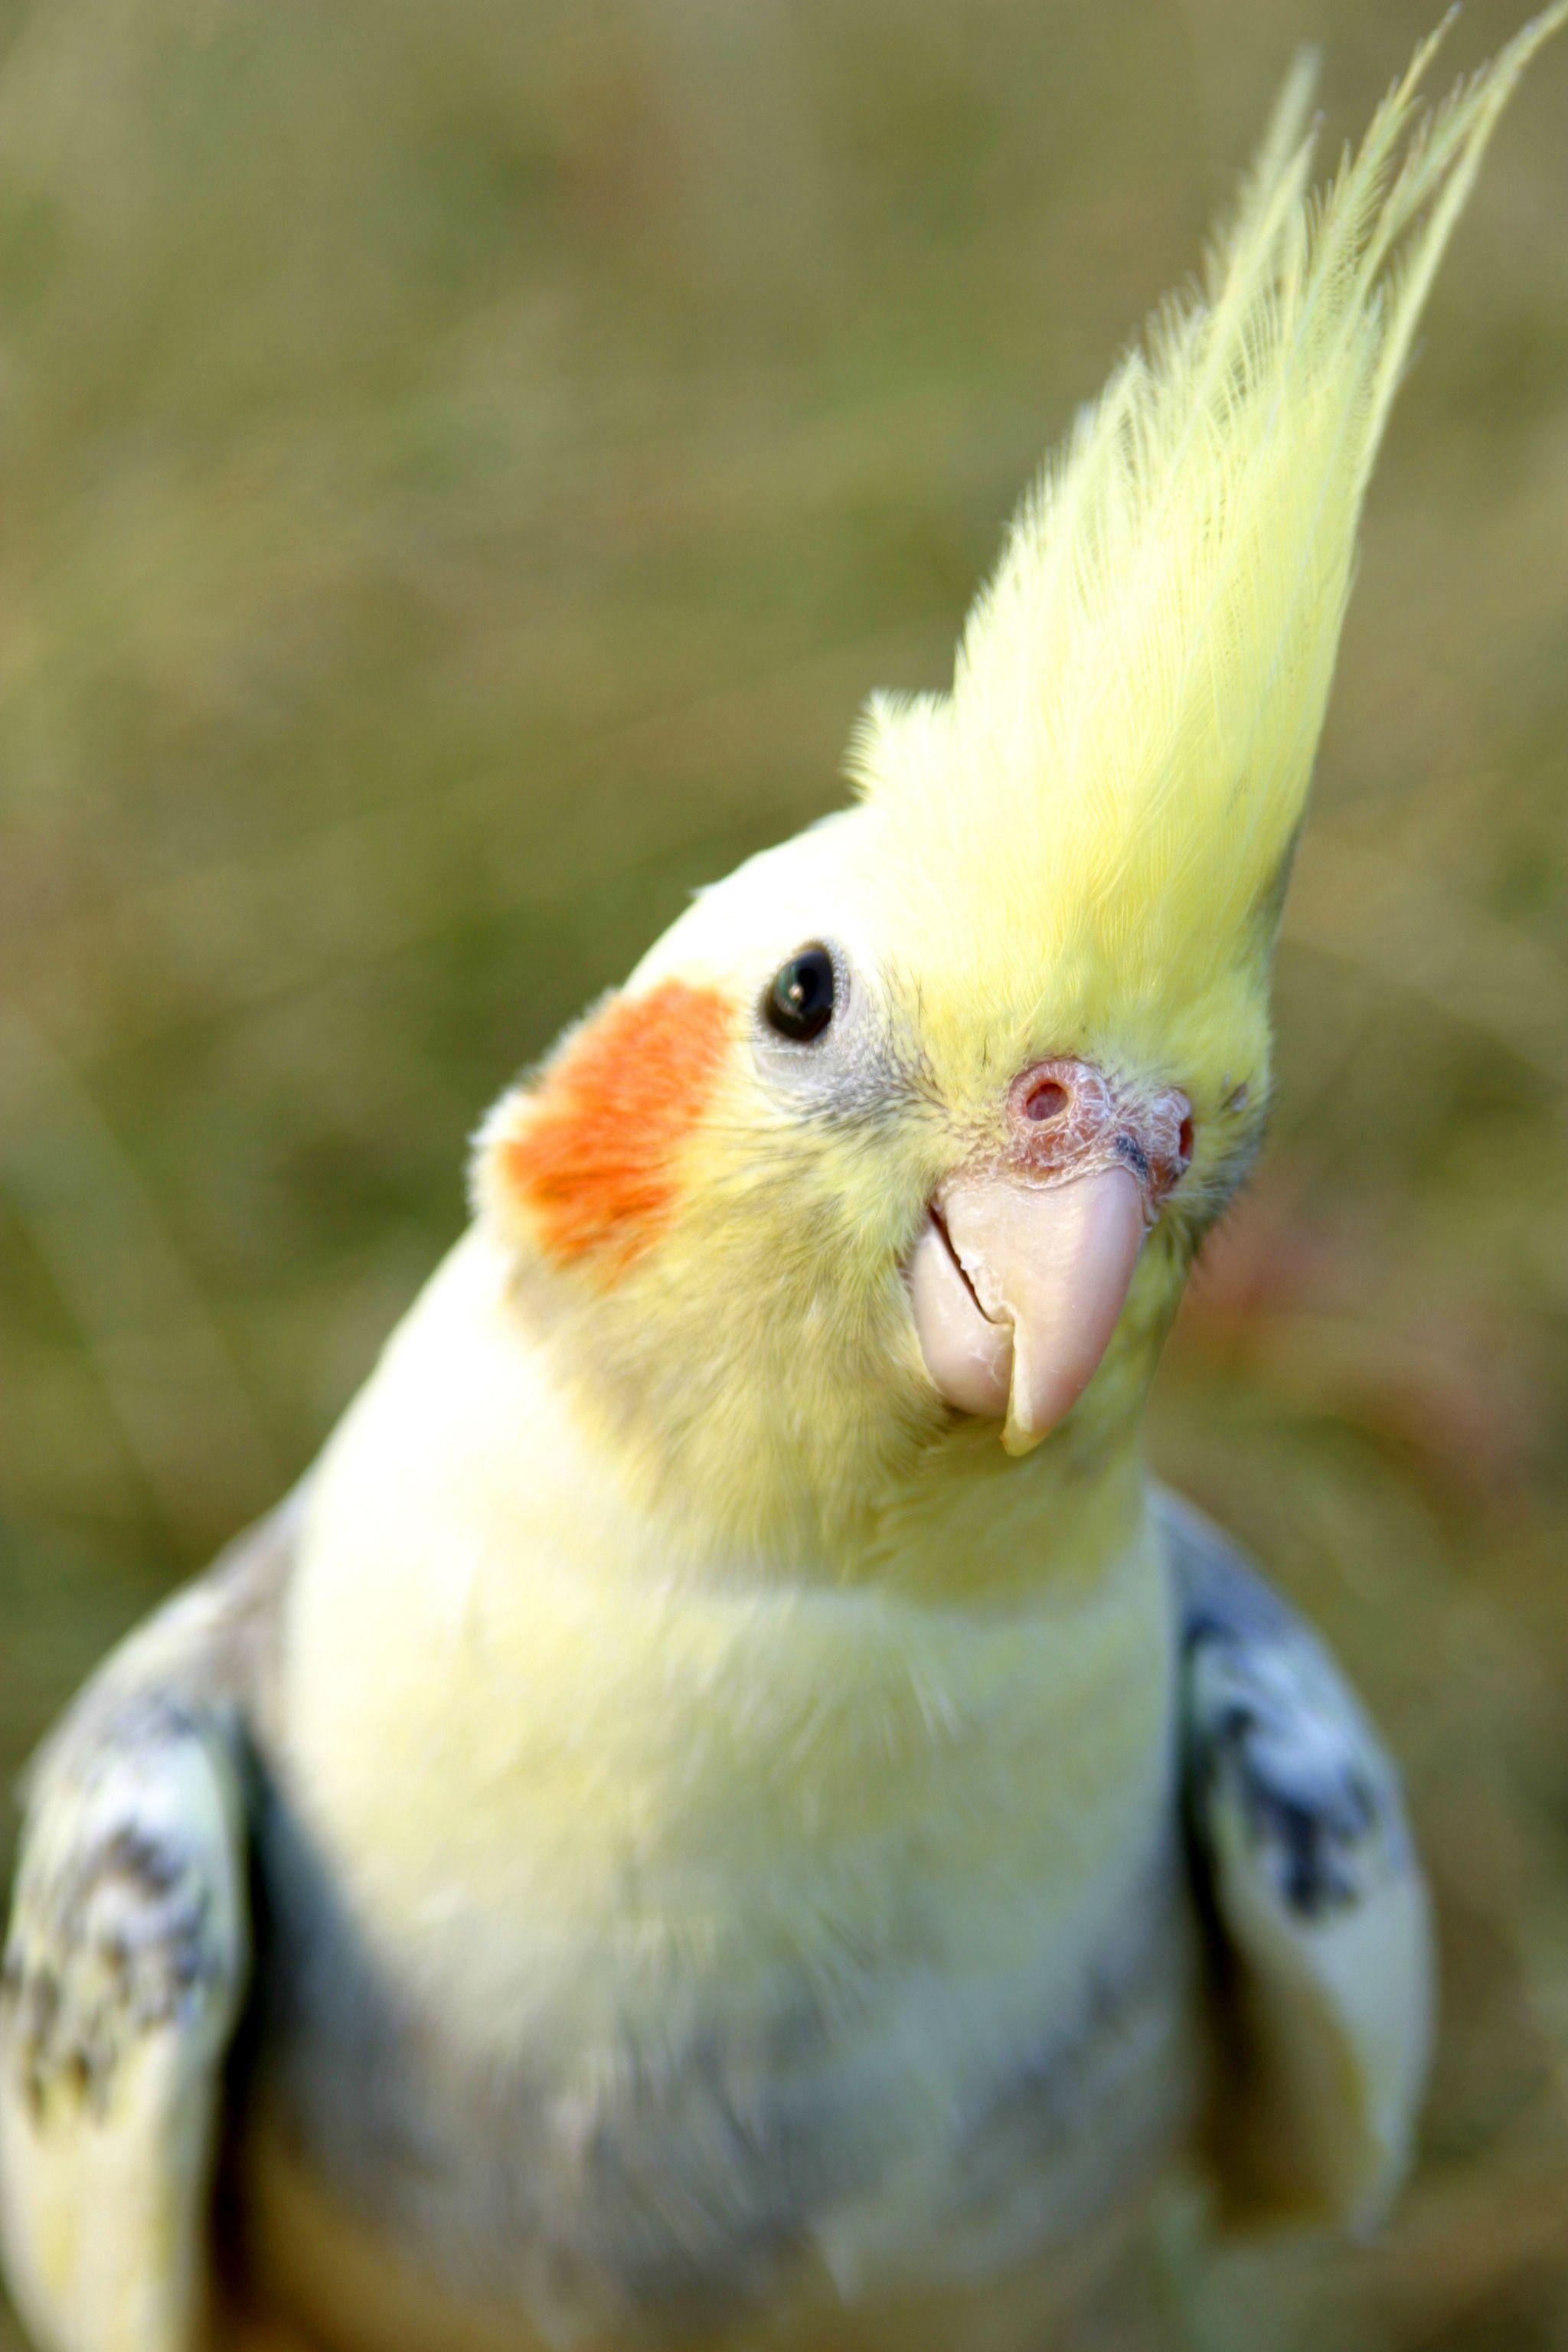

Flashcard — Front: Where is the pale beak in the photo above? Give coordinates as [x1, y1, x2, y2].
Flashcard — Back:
[906, 1168, 1148, 1455]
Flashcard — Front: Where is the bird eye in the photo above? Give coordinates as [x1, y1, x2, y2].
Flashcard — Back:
[763, 945, 836, 1043]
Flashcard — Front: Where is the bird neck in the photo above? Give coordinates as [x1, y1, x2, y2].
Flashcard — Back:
[310, 1226, 1158, 1611]
[841, 1426, 1152, 1602]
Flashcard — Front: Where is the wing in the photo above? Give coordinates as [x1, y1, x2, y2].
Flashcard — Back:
[0, 1497, 299, 2352]
[1158, 1489, 1435, 2238]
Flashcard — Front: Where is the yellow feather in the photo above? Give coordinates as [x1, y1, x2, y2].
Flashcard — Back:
[849, 7, 1567, 1068]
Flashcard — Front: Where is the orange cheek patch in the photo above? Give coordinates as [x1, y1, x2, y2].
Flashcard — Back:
[501, 982, 734, 1267]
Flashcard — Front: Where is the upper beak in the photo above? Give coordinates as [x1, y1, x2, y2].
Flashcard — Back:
[907, 1168, 1147, 1455]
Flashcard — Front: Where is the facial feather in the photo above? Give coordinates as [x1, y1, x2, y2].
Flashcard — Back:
[481, 983, 736, 1271]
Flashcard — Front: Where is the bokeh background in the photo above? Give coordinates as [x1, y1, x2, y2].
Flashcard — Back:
[1, 0, 1566, 2343]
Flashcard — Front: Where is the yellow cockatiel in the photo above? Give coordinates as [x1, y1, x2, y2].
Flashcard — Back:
[2, 14, 1563, 2351]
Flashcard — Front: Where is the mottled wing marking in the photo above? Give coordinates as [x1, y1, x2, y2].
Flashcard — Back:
[484, 982, 733, 1269]
[1160, 1490, 1435, 2236]
[5, 1705, 237, 2127]
[1184, 1609, 1396, 1926]
[1, 1697, 250, 2352]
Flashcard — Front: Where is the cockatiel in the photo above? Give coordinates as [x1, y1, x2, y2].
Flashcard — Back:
[3, 13, 1563, 2351]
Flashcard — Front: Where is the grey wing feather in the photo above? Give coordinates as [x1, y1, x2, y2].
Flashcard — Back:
[0, 1495, 301, 2352]
[1158, 1488, 1434, 2235]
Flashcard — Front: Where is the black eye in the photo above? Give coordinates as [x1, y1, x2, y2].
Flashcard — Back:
[764, 945, 836, 1043]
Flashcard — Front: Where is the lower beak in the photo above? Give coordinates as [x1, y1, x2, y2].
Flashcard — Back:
[906, 1168, 1147, 1455]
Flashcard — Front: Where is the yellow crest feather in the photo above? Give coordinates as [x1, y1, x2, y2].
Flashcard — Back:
[850, 8, 1565, 1031]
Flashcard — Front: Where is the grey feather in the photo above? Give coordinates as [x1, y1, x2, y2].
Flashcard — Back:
[0, 1496, 299, 2352]
[1160, 1489, 1435, 2232]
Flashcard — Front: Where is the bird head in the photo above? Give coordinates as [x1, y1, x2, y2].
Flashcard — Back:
[472, 11, 1563, 1562]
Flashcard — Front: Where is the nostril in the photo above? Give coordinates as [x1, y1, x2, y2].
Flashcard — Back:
[1022, 1078, 1071, 1124]
[1177, 1114, 1194, 1169]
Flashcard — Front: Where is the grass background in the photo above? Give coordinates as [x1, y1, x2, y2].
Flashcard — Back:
[1, 0, 1566, 2343]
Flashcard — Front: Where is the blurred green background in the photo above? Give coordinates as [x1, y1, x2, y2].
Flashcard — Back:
[1, 0, 1566, 2344]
